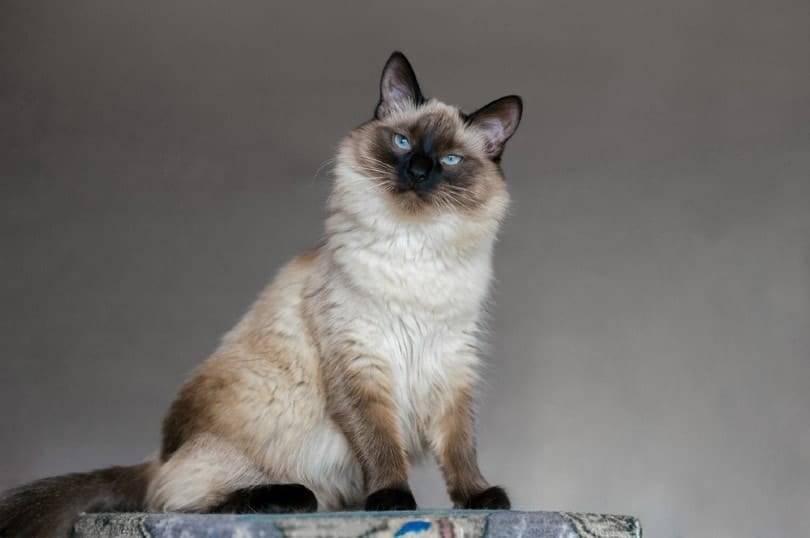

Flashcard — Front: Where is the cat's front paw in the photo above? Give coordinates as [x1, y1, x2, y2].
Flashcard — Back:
[464, 486, 511, 510]
[364, 487, 417, 511]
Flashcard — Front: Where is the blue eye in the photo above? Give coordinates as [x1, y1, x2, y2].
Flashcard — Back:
[440, 154, 462, 166]
[393, 134, 411, 150]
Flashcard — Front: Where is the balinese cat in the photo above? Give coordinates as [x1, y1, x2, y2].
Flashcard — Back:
[0, 51, 522, 537]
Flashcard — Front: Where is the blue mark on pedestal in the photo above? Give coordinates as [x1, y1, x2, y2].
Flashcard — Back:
[394, 520, 432, 536]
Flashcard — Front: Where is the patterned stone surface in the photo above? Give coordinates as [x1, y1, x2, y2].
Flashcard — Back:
[74, 510, 641, 538]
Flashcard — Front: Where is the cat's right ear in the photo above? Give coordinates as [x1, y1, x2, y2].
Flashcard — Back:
[375, 51, 424, 119]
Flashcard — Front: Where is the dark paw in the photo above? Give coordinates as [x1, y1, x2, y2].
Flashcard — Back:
[364, 487, 417, 511]
[211, 484, 318, 513]
[464, 486, 511, 510]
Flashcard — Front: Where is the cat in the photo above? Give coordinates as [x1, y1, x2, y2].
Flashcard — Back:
[0, 51, 522, 537]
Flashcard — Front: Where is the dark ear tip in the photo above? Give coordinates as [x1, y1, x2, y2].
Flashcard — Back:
[386, 51, 409, 65]
[381, 51, 416, 78]
[466, 95, 523, 124]
[504, 95, 523, 116]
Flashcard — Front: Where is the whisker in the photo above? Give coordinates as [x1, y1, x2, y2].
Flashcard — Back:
[311, 157, 336, 183]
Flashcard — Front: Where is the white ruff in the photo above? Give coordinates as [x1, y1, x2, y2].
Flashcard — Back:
[319, 161, 508, 458]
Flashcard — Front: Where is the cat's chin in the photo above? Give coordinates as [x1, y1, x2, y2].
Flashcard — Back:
[386, 189, 437, 217]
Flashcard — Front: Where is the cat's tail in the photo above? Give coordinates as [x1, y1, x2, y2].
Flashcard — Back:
[0, 461, 155, 538]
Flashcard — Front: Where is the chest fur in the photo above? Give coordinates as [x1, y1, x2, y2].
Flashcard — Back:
[327, 243, 489, 455]
[379, 308, 479, 456]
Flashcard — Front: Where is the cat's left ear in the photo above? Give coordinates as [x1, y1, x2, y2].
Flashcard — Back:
[466, 95, 523, 159]
[375, 51, 424, 119]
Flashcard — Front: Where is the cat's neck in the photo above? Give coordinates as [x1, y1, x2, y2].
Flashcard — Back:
[326, 165, 503, 261]
[322, 167, 499, 313]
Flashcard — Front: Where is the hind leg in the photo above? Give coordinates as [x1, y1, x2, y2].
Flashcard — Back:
[146, 434, 268, 512]
[210, 484, 318, 513]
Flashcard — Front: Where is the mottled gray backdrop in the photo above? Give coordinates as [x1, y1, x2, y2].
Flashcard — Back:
[1, 1, 808, 537]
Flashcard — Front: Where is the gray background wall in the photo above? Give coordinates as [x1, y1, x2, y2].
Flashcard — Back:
[1, 1, 808, 536]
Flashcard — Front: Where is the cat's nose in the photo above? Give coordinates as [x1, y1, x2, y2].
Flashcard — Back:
[406, 154, 432, 184]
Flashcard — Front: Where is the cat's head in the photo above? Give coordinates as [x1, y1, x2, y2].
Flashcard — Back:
[335, 52, 521, 226]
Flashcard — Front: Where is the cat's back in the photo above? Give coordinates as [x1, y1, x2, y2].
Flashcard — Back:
[224, 249, 320, 346]
[161, 250, 326, 461]
[210, 248, 325, 409]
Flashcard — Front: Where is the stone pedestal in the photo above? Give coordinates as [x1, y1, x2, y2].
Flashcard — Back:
[74, 510, 641, 537]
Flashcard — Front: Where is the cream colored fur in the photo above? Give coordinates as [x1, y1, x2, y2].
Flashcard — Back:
[144, 99, 510, 513]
